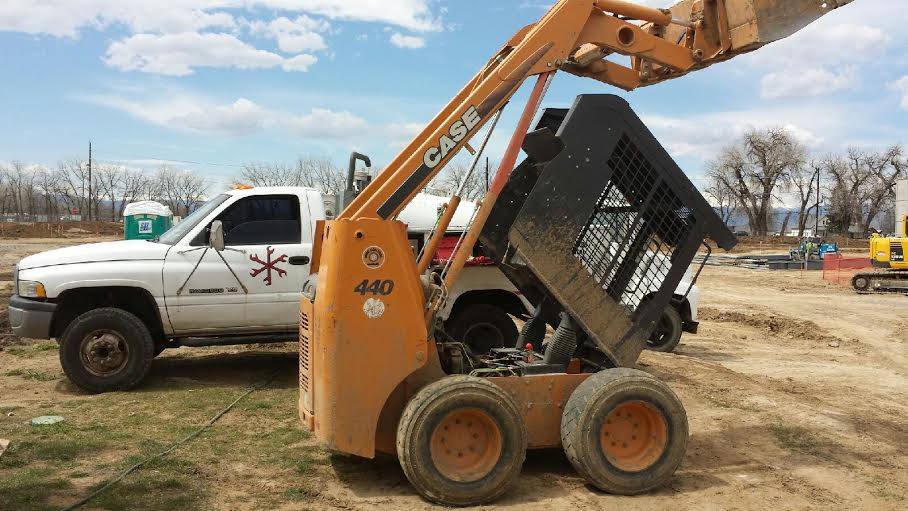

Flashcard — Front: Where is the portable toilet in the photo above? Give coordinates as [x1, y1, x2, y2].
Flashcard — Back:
[123, 201, 173, 240]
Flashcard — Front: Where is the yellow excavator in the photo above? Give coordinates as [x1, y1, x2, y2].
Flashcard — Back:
[852, 219, 908, 293]
[297, 0, 856, 505]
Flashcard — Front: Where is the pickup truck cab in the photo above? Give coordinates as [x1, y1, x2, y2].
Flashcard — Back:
[8, 187, 527, 391]
[10, 186, 698, 392]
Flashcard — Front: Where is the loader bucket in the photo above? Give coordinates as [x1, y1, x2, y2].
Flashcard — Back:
[480, 94, 736, 367]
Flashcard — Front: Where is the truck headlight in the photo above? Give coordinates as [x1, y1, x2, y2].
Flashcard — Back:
[19, 280, 47, 298]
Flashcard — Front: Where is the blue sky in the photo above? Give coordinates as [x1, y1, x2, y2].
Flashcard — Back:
[1, 0, 906, 192]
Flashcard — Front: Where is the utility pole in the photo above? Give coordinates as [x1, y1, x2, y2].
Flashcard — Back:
[87, 141, 92, 222]
[485, 157, 490, 193]
[815, 165, 820, 236]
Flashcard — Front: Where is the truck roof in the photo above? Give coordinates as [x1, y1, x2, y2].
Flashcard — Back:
[223, 186, 320, 197]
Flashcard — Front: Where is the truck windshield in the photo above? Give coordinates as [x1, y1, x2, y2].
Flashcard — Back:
[157, 194, 230, 245]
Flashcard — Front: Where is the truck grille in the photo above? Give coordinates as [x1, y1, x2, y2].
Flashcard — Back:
[573, 134, 695, 310]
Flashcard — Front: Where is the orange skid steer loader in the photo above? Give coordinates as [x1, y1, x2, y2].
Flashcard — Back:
[297, 0, 854, 505]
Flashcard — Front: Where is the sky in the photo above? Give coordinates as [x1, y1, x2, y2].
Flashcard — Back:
[1, 0, 906, 192]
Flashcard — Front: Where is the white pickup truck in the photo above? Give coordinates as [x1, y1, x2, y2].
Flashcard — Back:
[8, 186, 698, 392]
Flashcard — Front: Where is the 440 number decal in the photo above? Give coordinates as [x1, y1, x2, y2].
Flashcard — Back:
[354, 279, 394, 296]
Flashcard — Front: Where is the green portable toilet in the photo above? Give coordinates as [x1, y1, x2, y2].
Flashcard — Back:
[123, 201, 173, 240]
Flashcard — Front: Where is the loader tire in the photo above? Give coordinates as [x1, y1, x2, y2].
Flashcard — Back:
[445, 304, 518, 354]
[561, 368, 687, 495]
[646, 306, 682, 353]
[59, 308, 154, 393]
[396, 375, 527, 506]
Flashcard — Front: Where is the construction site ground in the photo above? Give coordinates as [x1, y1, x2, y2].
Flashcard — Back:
[0, 235, 905, 511]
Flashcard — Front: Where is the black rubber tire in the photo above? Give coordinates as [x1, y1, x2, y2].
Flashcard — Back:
[561, 368, 688, 495]
[59, 307, 155, 393]
[396, 375, 527, 506]
[851, 274, 871, 292]
[445, 304, 518, 354]
[153, 341, 167, 358]
[646, 306, 683, 353]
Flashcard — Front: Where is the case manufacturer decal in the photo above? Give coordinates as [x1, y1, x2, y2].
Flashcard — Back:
[362, 246, 385, 269]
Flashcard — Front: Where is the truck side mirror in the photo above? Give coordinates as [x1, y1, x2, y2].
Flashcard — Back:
[209, 220, 225, 251]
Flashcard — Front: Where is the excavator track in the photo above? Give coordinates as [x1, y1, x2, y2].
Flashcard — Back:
[851, 271, 908, 294]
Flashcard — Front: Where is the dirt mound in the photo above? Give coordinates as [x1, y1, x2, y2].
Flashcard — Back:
[699, 307, 845, 345]
[0, 221, 122, 239]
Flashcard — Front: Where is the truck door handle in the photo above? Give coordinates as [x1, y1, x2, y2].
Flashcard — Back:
[289, 256, 310, 265]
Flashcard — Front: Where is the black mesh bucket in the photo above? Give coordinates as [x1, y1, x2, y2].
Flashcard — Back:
[481, 94, 736, 367]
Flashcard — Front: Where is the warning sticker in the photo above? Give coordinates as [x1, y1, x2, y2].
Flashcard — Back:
[363, 298, 386, 319]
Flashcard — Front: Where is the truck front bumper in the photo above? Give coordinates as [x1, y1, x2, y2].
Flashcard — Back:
[8, 295, 56, 339]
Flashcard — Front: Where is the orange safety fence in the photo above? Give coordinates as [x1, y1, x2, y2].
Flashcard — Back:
[822, 254, 872, 286]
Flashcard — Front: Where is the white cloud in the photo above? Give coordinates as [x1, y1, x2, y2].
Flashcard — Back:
[745, 22, 889, 100]
[103, 32, 317, 75]
[390, 32, 425, 49]
[760, 66, 858, 100]
[85, 93, 369, 139]
[641, 105, 840, 161]
[0, 1, 236, 38]
[889, 76, 908, 110]
[252, 0, 441, 32]
[247, 15, 329, 53]
[0, 0, 440, 39]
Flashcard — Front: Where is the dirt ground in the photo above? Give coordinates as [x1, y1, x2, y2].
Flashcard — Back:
[0, 236, 905, 510]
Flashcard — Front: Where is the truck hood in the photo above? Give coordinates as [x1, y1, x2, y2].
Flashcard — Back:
[17, 240, 170, 270]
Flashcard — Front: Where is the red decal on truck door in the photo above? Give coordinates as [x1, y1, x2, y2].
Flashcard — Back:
[249, 246, 288, 286]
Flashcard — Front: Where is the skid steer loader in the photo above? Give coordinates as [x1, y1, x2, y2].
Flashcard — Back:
[298, 0, 856, 505]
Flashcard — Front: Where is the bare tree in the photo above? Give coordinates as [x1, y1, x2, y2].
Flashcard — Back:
[704, 179, 738, 226]
[789, 160, 821, 236]
[705, 128, 806, 235]
[95, 165, 124, 221]
[34, 166, 62, 221]
[425, 162, 486, 200]
[118, 168, 151, 219]
[825, 146, 905, 235]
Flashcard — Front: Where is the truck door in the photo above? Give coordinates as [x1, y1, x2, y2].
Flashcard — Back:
[163, 193, 311, 334]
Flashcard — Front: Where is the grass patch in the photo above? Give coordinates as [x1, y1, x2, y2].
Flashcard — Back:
[4, 342, 57, 357]
[4, 368, 59, 381]
[769, 423, 824, 455]
[90, 454, 205, 511]
[0, 422, 108, 469]
[283, 486, 320, 502]
[0, 467, 71, 511]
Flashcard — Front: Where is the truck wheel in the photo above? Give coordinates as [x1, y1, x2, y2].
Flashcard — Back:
[445, 304, 518, 354]
[397, 375, 527, 506]
[646, 306, 682, 353]
[561, 368, 688, 495]
[59, 308, 155, 393]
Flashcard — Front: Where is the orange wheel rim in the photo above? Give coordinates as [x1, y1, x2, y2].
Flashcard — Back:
[600, 400, 668, 472]
[430, 408, 502, 482]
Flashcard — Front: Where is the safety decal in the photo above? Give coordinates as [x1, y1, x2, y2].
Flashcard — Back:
[362, 246, 385, 269]
[363, 298, 386, 319]
[250, 246, 288, 286]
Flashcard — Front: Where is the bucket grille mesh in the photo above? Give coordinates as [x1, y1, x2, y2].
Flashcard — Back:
[573, 134, 695, 309]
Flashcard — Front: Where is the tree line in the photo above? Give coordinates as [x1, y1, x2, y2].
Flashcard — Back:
[705, 128, 906, 236]
[0, 160, 207, 221]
